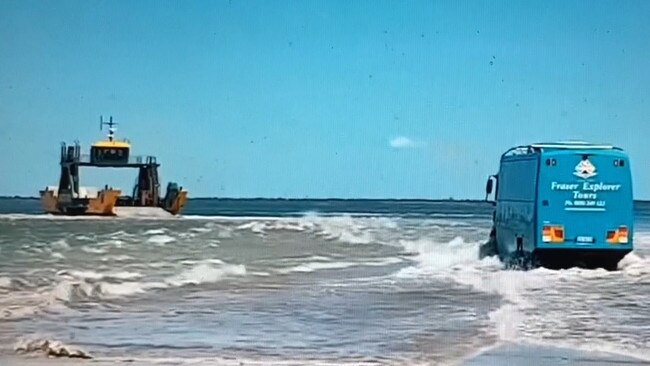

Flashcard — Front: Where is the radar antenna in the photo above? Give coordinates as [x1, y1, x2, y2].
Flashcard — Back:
[100, 115, 118, 142]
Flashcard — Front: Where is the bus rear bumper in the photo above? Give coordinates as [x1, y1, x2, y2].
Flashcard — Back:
[533, 248, 632, 271]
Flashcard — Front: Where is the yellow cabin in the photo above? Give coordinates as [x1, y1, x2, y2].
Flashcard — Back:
[89, 116, 131, 165]
[90, 140, 131, 165]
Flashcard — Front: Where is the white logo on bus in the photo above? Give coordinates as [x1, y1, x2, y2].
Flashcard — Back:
[573, 158, 597, 179]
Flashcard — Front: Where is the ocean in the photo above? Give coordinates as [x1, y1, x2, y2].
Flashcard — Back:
[1, 198, 650, 365]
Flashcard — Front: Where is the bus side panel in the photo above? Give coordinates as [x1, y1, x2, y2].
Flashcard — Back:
[495, 156, 539, 259]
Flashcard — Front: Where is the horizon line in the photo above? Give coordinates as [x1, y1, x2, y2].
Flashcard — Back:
[3, 195, 650, 203]
[0, 195, 485, 201]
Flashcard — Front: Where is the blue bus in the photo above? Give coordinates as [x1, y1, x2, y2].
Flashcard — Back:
[481, 141, 634, 270]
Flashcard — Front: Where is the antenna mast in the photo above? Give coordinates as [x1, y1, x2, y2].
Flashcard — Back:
[100, 115, 118, 142]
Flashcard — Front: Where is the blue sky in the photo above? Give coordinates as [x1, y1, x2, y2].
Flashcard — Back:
[1, 0, 649, 199]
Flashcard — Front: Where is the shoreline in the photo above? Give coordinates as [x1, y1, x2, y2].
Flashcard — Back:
[4, 343, 650, 366]
[461, 342, 650, 366]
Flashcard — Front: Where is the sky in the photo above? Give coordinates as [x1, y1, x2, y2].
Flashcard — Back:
[1, 0, 650, 199]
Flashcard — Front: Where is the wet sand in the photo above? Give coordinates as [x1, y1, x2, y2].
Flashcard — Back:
[0, 356, 360, 366]
[462, 343, 650, 366]
[4, 344, 650, 366]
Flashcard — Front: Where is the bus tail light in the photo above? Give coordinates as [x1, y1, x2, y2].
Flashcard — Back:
[607, 226, 629, 244]
[542, 225, 565, 243]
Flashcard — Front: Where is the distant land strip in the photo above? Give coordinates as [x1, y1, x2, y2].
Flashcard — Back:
[2, 196, 650, 203]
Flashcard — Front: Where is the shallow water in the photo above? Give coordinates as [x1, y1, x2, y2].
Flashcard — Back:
[1, 200, 649, 365]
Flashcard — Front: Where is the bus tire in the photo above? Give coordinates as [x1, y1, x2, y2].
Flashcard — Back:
[479, 227, 498, 259]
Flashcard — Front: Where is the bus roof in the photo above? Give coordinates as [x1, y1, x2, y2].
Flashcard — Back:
[530, 141, 619, 150]
[501, 141, 624, 159]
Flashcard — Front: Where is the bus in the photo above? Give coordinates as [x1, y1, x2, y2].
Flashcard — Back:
[481, 141, 634, 270]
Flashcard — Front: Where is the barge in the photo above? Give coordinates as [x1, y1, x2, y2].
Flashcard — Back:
[39, 116, 187, 216]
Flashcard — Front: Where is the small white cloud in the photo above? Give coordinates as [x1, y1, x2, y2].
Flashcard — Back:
[389, 136, 418, 149]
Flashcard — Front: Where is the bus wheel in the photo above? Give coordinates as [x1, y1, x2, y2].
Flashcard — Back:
[478, 227, 498, 259]
[505, 251, 537, 271]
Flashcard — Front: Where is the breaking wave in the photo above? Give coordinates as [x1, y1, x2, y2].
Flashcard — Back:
[447, 251, 650, 361]
[394, 236, 482, 278]
[278, 257, 403, 274]
[0, 260, 247, 319]
[230, 214, 405, 245]
[55, 261, 246, 301]
[166, 262, 246, 286]
[146, 234, 176, 245]
[384, 230, 650, 362]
